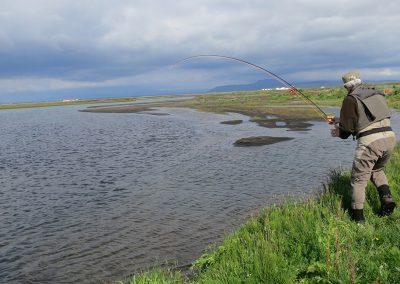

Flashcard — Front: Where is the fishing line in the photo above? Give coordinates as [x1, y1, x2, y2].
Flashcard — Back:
[172, 54, 329, 120]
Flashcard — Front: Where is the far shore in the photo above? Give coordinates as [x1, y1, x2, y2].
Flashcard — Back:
[2, 82, 399, 112]
[0, 97, 138, 110]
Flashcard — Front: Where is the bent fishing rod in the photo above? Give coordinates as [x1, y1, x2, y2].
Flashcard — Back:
[173, 55, 330, 121]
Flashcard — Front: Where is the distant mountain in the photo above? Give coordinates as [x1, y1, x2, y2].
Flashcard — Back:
[209, 79, 340, 92]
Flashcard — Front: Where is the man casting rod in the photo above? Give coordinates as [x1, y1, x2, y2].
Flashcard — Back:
[173, 54, 329, 120]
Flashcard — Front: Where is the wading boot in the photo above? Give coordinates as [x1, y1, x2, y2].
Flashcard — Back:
[378, 185, 396, 217]
[350, 209, 365, 223]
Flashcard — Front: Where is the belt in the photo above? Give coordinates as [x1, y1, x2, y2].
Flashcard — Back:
[356, 126, 393, 139]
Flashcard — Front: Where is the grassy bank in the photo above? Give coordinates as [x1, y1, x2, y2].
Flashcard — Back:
[122, 144, 400, 283]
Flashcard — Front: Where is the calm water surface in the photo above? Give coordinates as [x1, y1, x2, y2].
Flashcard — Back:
[1, 105, 399, 283]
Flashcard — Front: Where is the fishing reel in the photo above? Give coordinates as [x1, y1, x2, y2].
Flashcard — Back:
[326, 115, 340, 137]
[326, 115, 337, 125]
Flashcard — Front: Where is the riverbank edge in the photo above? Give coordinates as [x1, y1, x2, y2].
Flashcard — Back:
[120, 144, 400, 283]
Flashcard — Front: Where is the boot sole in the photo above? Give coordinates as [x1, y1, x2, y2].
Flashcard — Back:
[379, 202, 396, 217]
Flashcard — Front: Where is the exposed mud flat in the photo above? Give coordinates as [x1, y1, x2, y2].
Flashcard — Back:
[251, 118, 313, 131]
[144, 112, 170, 116]
[220, 119, 243, 125]
[81, 106, 171, 116]
[234, 136, 294, 147]
[80, 106, 154, 113]
[79, 106, 171, 116]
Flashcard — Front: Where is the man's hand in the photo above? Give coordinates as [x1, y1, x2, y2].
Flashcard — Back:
[326, 115, 340, 125]
[327, 115, 341, 137]
[330, 127, 340, 137]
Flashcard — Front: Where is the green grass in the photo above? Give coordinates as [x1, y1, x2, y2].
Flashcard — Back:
[125, 145, 400, 283]
[118, 268, 184, 284]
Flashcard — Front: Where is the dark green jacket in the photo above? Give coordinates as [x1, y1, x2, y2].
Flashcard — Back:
[339, 85, 391, 139]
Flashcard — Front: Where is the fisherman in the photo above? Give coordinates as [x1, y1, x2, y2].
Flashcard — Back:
[328, 71, 397, 223]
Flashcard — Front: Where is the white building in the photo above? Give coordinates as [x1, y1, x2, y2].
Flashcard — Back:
[62, 99, 79, 102]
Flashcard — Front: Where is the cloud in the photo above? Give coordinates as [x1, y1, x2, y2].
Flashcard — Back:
[290, 67, 400, 82]
[0, 0, 399, 99]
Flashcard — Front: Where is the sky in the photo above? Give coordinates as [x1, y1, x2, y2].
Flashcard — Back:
[0, 0, 399, 102]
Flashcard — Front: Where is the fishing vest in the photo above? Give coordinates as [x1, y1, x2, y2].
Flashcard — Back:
[349, 86, 391, 133]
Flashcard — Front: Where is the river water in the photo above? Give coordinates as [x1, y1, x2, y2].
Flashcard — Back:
[1, 105, 399, 283]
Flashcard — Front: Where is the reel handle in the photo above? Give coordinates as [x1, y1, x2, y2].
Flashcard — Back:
[326, 115, 339, 125]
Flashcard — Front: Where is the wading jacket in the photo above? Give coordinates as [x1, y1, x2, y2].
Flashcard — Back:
[339, 85, 392, 139]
